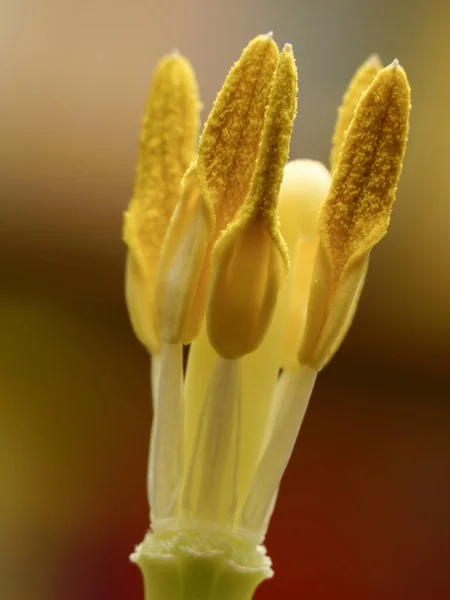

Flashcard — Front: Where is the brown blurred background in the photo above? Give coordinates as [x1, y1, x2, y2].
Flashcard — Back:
[1, 1, 449, 599]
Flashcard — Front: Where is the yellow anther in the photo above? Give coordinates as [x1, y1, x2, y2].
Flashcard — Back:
[155, 35, 297, 351]
[123, 53, 199, 354]
[155, 164, 213, 344]
[299, 60, 411, 370]
[330, 54, 382, 172]
[207, 44, 298, 359]
[323, 60, 410, 270]
[197, 33, 280, 234]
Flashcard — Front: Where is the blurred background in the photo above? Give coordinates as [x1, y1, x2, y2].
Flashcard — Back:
[1, 0, 449, 599]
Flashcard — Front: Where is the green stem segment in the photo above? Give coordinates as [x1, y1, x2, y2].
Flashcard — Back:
[131, 529, 273, 600]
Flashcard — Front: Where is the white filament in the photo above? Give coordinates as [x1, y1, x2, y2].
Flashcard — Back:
[150, 353, 161, 405]
[148, 342, 184, 526]
[181, 357, 241, 528]
[237, 365, 317, 541]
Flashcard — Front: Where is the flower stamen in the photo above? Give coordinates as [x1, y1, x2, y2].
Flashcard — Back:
[123, 53, 199, 354]
[299, 60, 411, 370]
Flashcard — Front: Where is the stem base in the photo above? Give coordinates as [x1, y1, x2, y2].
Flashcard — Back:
[131, 529, 273, 600]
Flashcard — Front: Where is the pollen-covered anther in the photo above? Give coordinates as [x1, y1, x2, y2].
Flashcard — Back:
[154, 34, 285, 347]
[298, 60, 411, 370]
[123, 53, 199, 354]
[206, 43, 298, 359]
[330, 53, 382, 172]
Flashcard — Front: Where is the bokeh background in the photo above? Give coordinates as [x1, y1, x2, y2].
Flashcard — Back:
[1, 1, 449, 599]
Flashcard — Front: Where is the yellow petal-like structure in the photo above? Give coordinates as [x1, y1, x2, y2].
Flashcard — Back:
[207, 44, 297, 358]
[155, 35, 298, 355]
[154, 165, 213, 344]
[299, 60, 411, 370]
[123, 53, 199, 353]
[197, 34, 280, 233]
[330, 54, 382, 172]
[323, 61, 410, 271]
[155, 34, 282, 347]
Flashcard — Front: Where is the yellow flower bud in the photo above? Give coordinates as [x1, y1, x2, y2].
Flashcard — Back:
[277, 160, 332, 368]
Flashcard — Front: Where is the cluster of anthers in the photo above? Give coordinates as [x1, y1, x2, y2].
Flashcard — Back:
[123, 34, 410, 600]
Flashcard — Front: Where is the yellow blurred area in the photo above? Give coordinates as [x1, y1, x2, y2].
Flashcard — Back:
[0, 287, 148, 531]
[0, 1, 449, 599]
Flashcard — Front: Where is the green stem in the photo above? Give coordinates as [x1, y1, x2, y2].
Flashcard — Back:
[131, 529, 273, 600]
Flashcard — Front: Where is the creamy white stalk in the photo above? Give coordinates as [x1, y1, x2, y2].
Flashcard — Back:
[181, 357, 242, 527]
[149, 342, 184, 528]
[238, 365, 317, 541]
[150, 353, 161, 404]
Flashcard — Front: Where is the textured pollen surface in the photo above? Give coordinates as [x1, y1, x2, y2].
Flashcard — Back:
[330, 54, 382, 172]
[196, 34, 279, 235]
[237, 43, 298, 272]
[123, 53, 199, 283]
[320, 61, 411, 275]
[205, 44, 298, 359]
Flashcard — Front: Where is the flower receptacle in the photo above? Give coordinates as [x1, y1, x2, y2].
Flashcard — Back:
[132, 529, 273, 600]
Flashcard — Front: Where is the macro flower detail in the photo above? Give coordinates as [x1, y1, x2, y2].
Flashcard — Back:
[123, 52, 200, 354]
[298, 60, 411, 370]
[330, 53, 382, 172]
[154, 34, 295, 356]
[123, 37, 411, 600]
